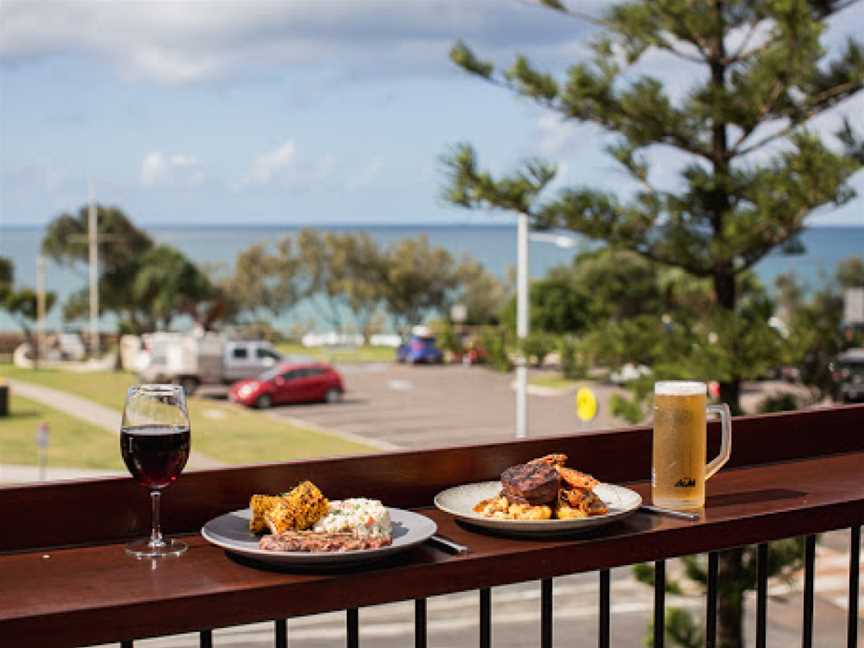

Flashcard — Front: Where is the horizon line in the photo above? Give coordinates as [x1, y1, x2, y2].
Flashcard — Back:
[2, 221, 862, 230]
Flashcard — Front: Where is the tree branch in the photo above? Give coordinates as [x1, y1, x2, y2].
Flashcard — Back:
[737, 79, 862, 157]
[513, 0, 607, 27]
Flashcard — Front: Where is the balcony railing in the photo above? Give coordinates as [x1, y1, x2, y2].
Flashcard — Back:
[0, 404, 862, 648]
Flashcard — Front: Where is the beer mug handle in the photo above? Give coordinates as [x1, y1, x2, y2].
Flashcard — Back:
[705, 403, 732, 480]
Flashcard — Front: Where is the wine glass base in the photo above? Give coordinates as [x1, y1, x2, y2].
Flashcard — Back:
[125, 537, 188, 558]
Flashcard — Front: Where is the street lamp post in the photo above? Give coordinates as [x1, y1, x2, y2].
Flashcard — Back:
[88, 183, 99, 357]
[515, 213, 529, 438]
[514, 227, 583, 439]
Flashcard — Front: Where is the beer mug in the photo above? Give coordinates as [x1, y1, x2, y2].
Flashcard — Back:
[652, 381, 731, 510]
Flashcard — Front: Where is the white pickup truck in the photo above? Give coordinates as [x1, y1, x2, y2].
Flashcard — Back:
[137, 333, 282, 394]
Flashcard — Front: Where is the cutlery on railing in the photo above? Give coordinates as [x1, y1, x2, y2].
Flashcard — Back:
[427, 534, 470, 554]
[639, 505, 700, 521]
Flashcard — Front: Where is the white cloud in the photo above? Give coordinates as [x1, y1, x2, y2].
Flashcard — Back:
[242, 140, 297, 186]
[534, 113, 586, 158]
[140, 152, 204, 187]
[0, 0, 602, 85]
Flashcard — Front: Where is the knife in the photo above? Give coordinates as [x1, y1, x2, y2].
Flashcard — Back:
[640, 505, 700, 521]
[427, 534, 470, 554]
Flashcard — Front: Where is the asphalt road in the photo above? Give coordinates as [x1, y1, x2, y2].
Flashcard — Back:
[265, 364, 628, 450]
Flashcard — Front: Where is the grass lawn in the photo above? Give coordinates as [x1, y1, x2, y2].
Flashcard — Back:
[0, 364, 376, 464]
[276, 342, 396, 364]
[0, 393, 125, 470]
[528, 373, 580, 390]
[0, 364, 136, 410]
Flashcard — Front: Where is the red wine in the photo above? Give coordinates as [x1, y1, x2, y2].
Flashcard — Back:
[121, 425, 190, 489]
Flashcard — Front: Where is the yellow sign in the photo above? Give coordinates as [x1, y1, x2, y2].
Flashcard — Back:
[576, 387, 597, 421]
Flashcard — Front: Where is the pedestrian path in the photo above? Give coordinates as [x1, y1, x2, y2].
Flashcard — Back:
[768, 543, 863, 619]
[7, 379, 222, 470]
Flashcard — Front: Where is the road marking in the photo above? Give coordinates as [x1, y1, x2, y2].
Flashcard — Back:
[387, 379, 414, 391]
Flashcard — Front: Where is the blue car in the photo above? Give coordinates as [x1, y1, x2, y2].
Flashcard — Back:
[396, 329, 444, 364]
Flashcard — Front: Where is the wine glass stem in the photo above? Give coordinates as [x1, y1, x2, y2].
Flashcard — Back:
[150, 490, 164, 547]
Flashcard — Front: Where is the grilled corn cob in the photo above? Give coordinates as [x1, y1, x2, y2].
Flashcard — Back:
[263, 481, 329, 534]
[249, 494, 287, 533]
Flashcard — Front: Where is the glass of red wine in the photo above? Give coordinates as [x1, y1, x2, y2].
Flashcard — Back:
[121, 384, 191, 558]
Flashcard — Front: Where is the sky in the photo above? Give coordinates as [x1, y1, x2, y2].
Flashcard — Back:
[1, 0, 863, 228]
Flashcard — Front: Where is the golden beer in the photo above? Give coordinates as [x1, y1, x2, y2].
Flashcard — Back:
[652, 382, 708, 510]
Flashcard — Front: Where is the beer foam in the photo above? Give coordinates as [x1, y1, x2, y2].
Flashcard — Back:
[655, 381, 706, 396]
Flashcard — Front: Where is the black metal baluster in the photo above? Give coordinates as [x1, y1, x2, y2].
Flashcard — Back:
[200, 630, 213, 648]
[599, 569, 610, 648]
[541, 578, 553, 648]
[415, 598, 427, 648]
[275, 619, 287, 648]
[121, 642, 133, 648]
[654, 560, 665, 648]
[479, 588, 491, 648]
[849, 526, 860, 648]
[756, 543, 768, 648]
[802, 535, 816, 648]
[706, 552, 718, 648]
[347, 608, 359, 648]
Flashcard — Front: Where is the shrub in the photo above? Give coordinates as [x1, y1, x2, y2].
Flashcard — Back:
[520, 331, 556, 367]
[756, 392, 801, 413]
[480, 328, 512, 373]
[559, 336, 588, 379]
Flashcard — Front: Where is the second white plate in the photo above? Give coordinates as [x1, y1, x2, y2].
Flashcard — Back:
[434, 481, 641, 536]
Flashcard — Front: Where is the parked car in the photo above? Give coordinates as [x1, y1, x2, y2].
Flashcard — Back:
[830, 348, 864, 402]
[229, 362, 345, 409]
[396, 326, 444, 365]
[137, 333, 282, 395]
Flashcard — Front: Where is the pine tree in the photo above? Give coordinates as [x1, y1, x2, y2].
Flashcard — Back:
[443, 2, 863, 646]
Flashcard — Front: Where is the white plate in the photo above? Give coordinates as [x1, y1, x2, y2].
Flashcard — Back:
[434, 481, 641, 536]
[201, 507, 437, 566]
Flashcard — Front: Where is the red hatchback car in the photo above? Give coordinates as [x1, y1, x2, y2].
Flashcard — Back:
[229, 362, 344, 409]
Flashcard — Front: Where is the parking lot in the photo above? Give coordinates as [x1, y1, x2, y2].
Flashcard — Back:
[262, 363, 627, 450]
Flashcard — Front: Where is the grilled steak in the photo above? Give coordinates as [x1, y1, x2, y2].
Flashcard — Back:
[259, 530, 392, 552]
[501, 462, 560, 505]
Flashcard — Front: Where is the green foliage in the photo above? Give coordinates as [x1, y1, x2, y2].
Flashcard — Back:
[558, 336, 588, 379]
[229, 237, 301, 319]
[520, 331, 556, 367]
[0, 256, 12, 301]
[776, 259, 863, 401]
[0, 258, 57, 346]
[836, 256, 864, 289]
[436, 322, 464, 357]
[444, 0, 864, 417]
[610, 393, 645, 424]
[41, 205, 227, 333]
[646, 608, 704, 648]
[132, 245, 216, 328]
[382, 236, 461, 334]
[480, 327, 513, 373]
[42, 204, 153, 271]
[453, 257, 509, 326]
[447, 2, 862, 645]
[757, 392, 802, 413]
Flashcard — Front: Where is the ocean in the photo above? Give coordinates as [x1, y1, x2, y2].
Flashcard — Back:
[1, 224, 862, 333]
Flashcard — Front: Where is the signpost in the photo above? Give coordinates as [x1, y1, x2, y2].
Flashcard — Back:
[36, 422, 50, 481]
[576, 387, 598, 422]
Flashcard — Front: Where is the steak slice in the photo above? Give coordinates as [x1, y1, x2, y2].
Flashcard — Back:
[501, 462, 560, 505]
[259, 531, 391, 552]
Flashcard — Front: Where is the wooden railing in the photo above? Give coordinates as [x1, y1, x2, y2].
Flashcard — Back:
[0, 404, 862, 647]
